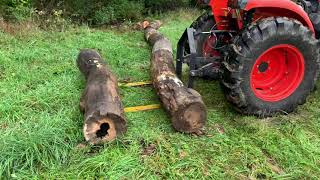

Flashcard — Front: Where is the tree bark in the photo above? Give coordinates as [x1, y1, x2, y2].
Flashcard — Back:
[77, 49, 127, 144]
[144, 21, 207, 134]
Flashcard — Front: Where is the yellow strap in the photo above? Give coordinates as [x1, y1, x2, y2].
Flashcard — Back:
[119, 81, 158, 113]
[119, 81, 152, 87]
[124, 104, 161, 113]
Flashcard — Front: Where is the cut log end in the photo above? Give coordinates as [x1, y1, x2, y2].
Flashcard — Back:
[83, 117, 124, 144]
[173, 103, 207, 133]
[145, 20, 162, 30]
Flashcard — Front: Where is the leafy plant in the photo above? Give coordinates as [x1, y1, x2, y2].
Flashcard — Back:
[0, 0, 196, 25]
[93, 0, 144, 25]
[1, 0, 34, 21]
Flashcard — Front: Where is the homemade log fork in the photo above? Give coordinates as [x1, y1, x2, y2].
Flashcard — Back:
[77, 21, 207, 145]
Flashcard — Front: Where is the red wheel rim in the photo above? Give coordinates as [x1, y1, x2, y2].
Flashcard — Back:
[202, 35, 220, 57]
[250, 44, 305, 102]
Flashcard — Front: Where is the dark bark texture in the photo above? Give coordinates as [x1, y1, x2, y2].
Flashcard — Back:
[77, 49, 127, 144]
[144, 21, 207, 134]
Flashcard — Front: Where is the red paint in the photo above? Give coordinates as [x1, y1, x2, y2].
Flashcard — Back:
[250, 44, 305, 102]
[207, 0, 315, 33]
[244, 0, 315, 33]
[202, 35, 220, 57]
[209, 0, 230, 30]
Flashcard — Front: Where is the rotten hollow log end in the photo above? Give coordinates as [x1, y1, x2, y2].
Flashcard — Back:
[83, 115, 127, 144]
[77, 49, 127, 144]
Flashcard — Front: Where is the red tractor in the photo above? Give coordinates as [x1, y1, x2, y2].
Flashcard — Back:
[177, 0, 320, 116]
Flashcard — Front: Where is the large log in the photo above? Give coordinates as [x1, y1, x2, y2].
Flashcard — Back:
[77, 49, 127, 144]
[144, 21, 207, 134]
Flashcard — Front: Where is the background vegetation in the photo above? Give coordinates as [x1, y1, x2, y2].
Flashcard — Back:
[0, 0, 204, 25]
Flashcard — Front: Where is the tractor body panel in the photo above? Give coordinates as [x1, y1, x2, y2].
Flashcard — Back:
[209, 0, 231, 30]
[244, 0, 315, 33]
[209, 0, 315, 33]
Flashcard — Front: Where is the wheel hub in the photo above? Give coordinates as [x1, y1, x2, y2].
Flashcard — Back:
[250, 44, 305, 102]
[258, 61, 269, 73]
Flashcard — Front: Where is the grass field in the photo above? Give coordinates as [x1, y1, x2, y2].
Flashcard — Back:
[0, 9, 320, 179]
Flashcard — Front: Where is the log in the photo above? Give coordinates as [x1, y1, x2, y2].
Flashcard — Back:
[77, 49, 127, 144]
[144, 21, 207, 134]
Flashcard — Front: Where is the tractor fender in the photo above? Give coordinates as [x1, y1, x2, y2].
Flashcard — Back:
[243, 0, 315, 33]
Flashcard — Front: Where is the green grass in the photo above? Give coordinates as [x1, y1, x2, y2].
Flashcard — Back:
[0, 9, 320, 179]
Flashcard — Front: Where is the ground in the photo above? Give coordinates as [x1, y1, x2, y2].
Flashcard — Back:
[0, 9, 320, 179]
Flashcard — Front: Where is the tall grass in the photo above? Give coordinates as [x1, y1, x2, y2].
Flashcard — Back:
[0, 9, 319, 179]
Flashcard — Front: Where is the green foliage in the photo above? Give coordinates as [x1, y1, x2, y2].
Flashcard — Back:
[0, 0, 198, 25]
[93, 0, 144, 25]
[145, 0, 191, 13]
[0, 0, 33, 21]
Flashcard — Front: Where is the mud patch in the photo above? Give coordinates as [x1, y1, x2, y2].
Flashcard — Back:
[0, 123, 8, 129]
[263, 150, 285, 175]
[140, 139, 156, 157]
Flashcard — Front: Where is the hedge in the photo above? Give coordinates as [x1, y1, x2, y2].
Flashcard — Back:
[0, 0, 202, 25]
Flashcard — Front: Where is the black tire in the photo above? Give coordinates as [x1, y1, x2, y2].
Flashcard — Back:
[190, 11, 216, 56]
[309, 13, 320, 38]
[221, 17, 320, 117]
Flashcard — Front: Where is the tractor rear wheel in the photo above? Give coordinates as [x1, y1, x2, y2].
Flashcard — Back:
[221, 17, 320, 116]
[189, 11, 218, 57]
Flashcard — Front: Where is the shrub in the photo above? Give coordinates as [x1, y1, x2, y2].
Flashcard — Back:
[0, 0, 198, 25]
[93, 0, 144, 25]
[144, 0, 191, 13]
[0, 0, 34, 21]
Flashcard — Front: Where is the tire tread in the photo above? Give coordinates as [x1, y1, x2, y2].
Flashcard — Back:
[221, 17, 320, 116]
